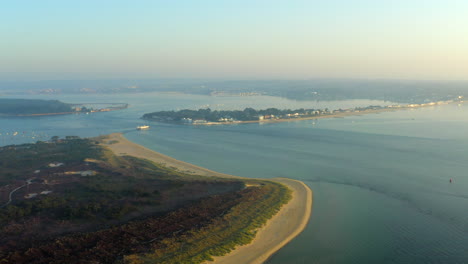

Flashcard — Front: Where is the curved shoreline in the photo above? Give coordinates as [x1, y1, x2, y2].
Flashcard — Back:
[102, 133, 242, 179]
[102, 133, 313, 264]
[210, 178, 312, 264]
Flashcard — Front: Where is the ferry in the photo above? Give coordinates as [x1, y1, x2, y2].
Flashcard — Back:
[136, 125, 150, 130]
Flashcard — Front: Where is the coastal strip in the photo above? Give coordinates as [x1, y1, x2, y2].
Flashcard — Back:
[143, 99, 462, 126]
[102, 133, 313, 264]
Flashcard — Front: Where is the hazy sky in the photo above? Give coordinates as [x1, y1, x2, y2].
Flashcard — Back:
[1, 0, 468, 80]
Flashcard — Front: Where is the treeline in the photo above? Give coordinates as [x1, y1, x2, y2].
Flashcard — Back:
[0, 99, 73, 115]
[1, 181, 290, 264]
[143, 107, 321, 122]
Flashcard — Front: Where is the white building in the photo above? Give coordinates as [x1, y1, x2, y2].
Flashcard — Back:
[48, 162, 64, 168]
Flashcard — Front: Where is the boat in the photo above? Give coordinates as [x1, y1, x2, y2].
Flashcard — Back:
[136, 125, 150, 130]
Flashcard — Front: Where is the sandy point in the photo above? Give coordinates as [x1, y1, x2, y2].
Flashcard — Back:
[209, 178, 312, 264]
[101, 133, 313, 264]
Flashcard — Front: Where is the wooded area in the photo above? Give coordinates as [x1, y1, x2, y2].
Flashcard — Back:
[0, 99, 73, 115]
[143, 107, 323, 122]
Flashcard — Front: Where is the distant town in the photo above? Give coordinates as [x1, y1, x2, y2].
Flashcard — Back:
[3, 79, 468, 105]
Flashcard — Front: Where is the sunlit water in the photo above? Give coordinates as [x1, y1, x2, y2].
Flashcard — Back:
[0, 93, 467, 263]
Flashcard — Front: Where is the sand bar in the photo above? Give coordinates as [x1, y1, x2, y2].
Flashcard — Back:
[102, 133, 313, 264]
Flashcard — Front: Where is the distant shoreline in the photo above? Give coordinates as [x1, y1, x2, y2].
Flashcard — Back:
[102, 133, 312, 264]
[1, 111, 86, 117]
[0, 103, 129, 117]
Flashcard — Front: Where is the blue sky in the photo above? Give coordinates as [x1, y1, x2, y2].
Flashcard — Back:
[1, 0, 468, 80]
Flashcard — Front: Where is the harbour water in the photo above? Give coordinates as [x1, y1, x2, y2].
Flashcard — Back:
[1, 93, 467, 263]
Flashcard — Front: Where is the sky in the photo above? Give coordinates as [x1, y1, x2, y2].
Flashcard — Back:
[1, 0, 468, 80]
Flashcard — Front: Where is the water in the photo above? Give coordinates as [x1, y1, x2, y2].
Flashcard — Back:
[0, 93, 391, 146]
[0, 93, 467, 263]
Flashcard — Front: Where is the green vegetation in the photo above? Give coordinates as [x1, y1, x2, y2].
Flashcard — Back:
[0, 136, 291, 264]
[0, 137, 101, 185]
[0, 98, 73, 115]
[143, 107, 325, 123]
[2, 181, 290, 264]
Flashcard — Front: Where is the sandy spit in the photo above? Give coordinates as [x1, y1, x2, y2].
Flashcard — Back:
[102, 133, 312, 264]
[209, 178, 312, 264]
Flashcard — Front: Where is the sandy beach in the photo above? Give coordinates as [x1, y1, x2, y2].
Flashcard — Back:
[102, 133, 313, 264]
[103, 133, 241, 178]
[210, 178, 312, 264]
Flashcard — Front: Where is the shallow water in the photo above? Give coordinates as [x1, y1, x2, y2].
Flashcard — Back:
[1, 93, 467, 263]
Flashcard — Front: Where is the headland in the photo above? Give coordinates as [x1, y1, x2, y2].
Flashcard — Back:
[0, 98, 128, 117]
[104, 133, 313, 264]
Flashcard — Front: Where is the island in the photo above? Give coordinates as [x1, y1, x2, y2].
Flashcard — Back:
[142, 98, 462, 126]
[0, 134, 312, 264]
[143, 107, 333, 124]
[0, 98, 128, 116]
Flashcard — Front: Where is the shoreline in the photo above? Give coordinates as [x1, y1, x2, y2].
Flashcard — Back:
[102, 133, 241, 178]
[0, 103, 128, 117]
[210, 178, 312, 264]
[102, 133, 313, 264]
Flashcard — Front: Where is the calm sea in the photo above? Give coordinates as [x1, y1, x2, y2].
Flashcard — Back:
[1, 93, 467, 263]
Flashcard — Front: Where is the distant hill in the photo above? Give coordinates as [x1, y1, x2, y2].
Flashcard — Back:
[2, 79, 468, 103]
[0, 98, 73, 115]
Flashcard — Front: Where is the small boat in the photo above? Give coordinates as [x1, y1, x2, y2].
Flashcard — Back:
[136, 125, 150, 130]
